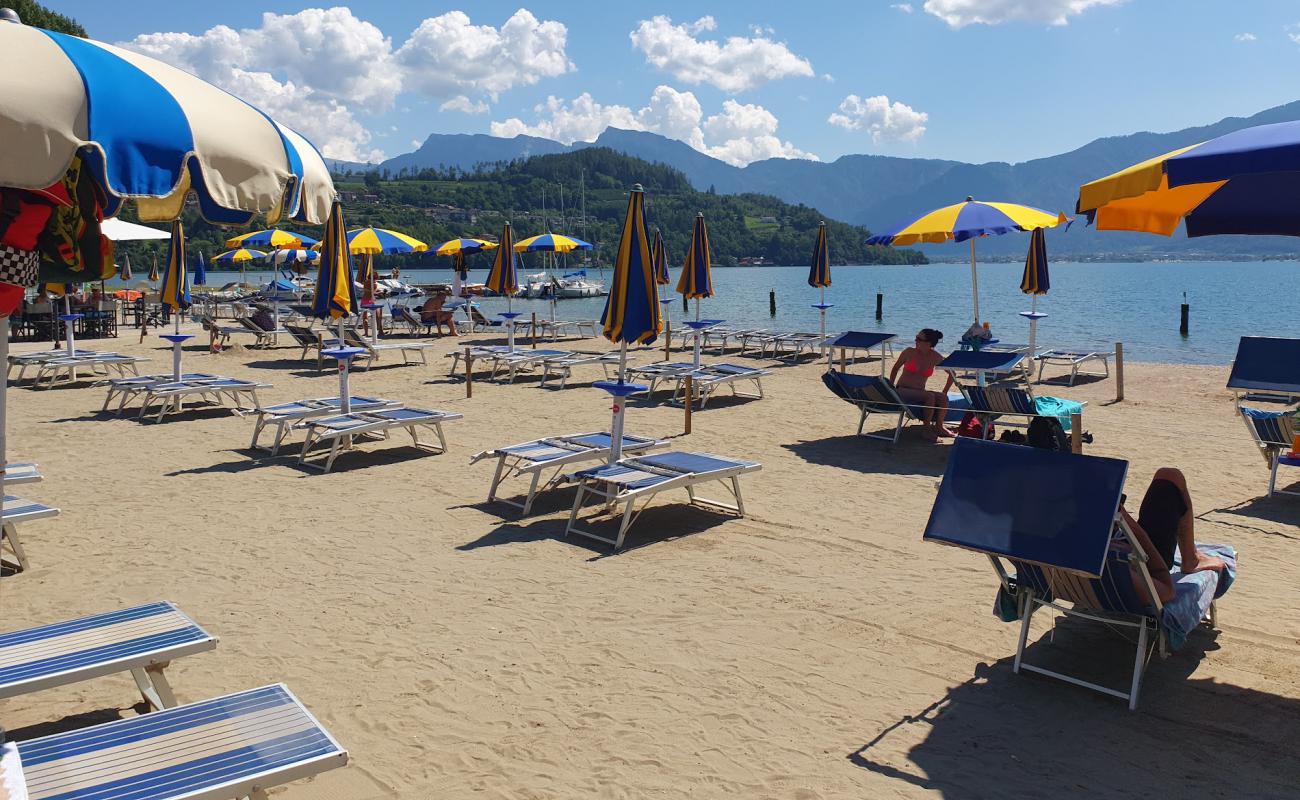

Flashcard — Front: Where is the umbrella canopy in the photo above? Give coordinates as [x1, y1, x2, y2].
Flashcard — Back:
[1076, 120, 1300, 237]
[312, 202, 356, 320]
[338, 227, 427, 255]
[119, 254, 132, 281]
[651, 229, 669, 285]
[159, 221, 190, 311]
[0, 23, 333, 223]
[434, 237, 498, 256]
[808, 221, 831, 288]
[193, 252, 206, 286]
[213, 248, 265, 264]
[1020, 228, 1050, 296]
[41, 282, 74, 297]
[676, 213, 713, 299]
[514, 233, 594, 253]
[601, 187, 660, 346]
[265, 248, 319, 265]
[148, 254, 160, 282]
[866, 198, 1067, 245]
[225, 229, 317, 249]
[484, 222, 519, 297]
[101, 218, 170, 241]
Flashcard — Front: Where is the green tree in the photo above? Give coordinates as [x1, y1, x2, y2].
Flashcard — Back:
[8, 1, 86, 35]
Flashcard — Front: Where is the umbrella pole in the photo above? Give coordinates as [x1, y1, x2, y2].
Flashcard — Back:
[63, 295, 76, 354]
[969, 239, 981, 324]
[819, 286, 826, 337]
[1028, 293, 1039, 357]
[693, 297, 702, 367]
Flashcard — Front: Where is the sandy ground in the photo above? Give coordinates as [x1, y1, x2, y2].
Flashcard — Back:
[1, 320, 1297, 799]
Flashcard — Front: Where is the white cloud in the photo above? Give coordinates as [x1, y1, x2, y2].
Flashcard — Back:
[629, 15, 814, 92]
[440, 95, 491, 114]
[1287, 24, 1300, 45]
[1234, 32, 1257, 42]
[892, 3, 914, 13]
[828, 94, 928, 143]
[396, 9, 573, 100]
[490, 85, 818, 167]
[922, 0, 1124, 28]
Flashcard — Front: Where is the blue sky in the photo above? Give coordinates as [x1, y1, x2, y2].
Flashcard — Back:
[55, 1, 1300, 166]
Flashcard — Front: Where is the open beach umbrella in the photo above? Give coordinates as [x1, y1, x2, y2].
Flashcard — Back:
[264, 248, 319, 266]
[808, 221, 832, 336]
[1077, 119, 1300, 237]
[514, 233, 594, 253]
[1019, 227, 1050, 356]
[598, 184, 660, 462]
[434, 237, 497, 256]
[159, 221, 191, 379]
[676, 212, 715, 366]
[119, 254, 132, 281]
[313, 201, 360, 410]
[213, 248, 265, 265]
[485, 221, 521, 350]
[340, 227, 427, 255]
[866, 197, 1068, 324]
[225, 229, 317, 250]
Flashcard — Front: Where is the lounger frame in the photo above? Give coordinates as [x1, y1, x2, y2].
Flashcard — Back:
[1239, 407, 1300, 497]
[1, 494, 60, 572]
[1035, 348, 1110, 386]
[298, 408, 463, 472]
[244, 396, 399, 455]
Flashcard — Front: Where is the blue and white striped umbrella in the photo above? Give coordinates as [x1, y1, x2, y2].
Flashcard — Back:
[0, 22, 333, 224]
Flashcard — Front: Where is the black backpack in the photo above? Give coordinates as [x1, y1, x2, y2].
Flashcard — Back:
[1027, 416, 1071, 452]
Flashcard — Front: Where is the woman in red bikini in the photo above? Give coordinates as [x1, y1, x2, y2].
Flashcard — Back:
[889, 328, 955, 442]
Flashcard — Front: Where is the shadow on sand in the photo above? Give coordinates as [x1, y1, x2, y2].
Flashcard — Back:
[782, 433, 949, 477]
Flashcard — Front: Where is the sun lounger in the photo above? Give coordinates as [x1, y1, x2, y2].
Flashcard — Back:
[392, 305, 436, 335]
[465, 304, 505, 332]
[1, 494, 60, 572]
[4, 463, 41, 485]
[671, 363, 768, 408]
[821, 331, 897, 373]
[342, 328, 435, 369]
[4, 683, 348, 800]
[30, 353, 145, 389]
[563, 451, 761, 551]
[959, 384, 1086, 437]
[488, 348, 575, 382]
[937, 349, 1027, 386]
[1227, 336, 1300, 405]
[446, 345, 513, 378]
[1035, 348, 1111, 385]
[244, 395, 399, 455]
[7, 349, 102, 382]
[822, 370, 959, 443]
[538, 351, 623, 389]
[537, 318, 599, 341]
[0, 602, 215, 710]
[284, 323, 344, 369]
[136, 378, 270, 423]
[702, 327, 764, 353]
[1239, 407, 1300, 496]
[299, 407, 463, 472]
[471, 432, 664, 514]
[763, 331, 829, 361]
[924, 438, 1235, 709]
[236, 315, 286, 347]
[626, 361, 699, 396]
[101, 373, 224, 413]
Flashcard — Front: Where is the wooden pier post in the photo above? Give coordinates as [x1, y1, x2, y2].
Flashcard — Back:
[683, 376, 693, 435]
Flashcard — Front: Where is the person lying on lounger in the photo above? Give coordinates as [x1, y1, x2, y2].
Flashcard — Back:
[889, 328, 955, 442]
[1119, 467, 1228, 604]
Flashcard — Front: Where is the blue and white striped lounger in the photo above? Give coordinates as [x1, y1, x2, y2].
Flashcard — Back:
[4, 463, 42, 485]
[298, 407, 464, 473]
[32, 353, 145, 389]
[446, 346, 514, 379]
[626, 362, 697, 396]
[137, 378, 270, 423]
[7, 349, 102, 382]
[102, 373, 224, 414]
[4, 683, 348, 800]
[538, 351, 623, 389]
[960, 385, 1086, 437]
[244, 396, 398, 455]
[2, 495, 59, 572]
[482, 349, 572, 383]
[823, 370, 930, 443]
[471, 431, 664, 515]
[0, 602, 215, 710]
[1035, 348, 1111, 385]
[1239, 407, 1300, 497]
[563, 451, 762, 551]
[672, 363, 767, 408]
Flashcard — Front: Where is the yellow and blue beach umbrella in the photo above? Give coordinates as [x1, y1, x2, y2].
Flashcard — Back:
[514, 233, 593, 253]
[485, 222, 519, 298]
[312, 202, 357, 320]
[434, 238, 498, 256]
[601, 187, 660, 347]
[119, 255, 132, 281]
[342, 227, 427, 255]
[213, 248, 265, 264]
[676, 213, 713, 299]
[1077, 120, 1300, 237]
[867, 197, 1067, 322]
[148, 254, 160, 282]
[225, 229, 317, 250]
[159, 221, 190, 312]
[651, 228, 670, 286]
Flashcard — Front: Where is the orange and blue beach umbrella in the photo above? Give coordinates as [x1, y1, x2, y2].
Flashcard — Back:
[160, 220, 190, 311]
[312, 201, 357, 320]
[514, 233, 593, 253]
[485, 222, 519, 297]
[676, 212, 713, 299]
[601, 186, 661, 347]
[808, 221, 831, 288]
[651, 228, 670, 286]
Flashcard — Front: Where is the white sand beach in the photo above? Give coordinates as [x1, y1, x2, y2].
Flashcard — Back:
[2, 325, 1297, 799]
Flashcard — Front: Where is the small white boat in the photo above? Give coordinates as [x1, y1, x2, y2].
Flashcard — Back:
[554, 270, 606, 298]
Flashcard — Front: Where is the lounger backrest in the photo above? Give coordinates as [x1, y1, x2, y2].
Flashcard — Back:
[964, 385, 1036, 414]
[1227, 337, 1300, 394]
[924, 438, 1128, 578]
[828, 331, 896, 350]
[821, 370, 915, 416]
[1011, 548, 1147, 615]
[1240, 407, 1299, 448]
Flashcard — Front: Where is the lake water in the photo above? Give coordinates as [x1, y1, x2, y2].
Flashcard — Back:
[191, 261, 1298, 365]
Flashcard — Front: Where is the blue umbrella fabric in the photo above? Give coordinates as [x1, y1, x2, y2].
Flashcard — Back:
[601, 186, 661, 347]
[193, 251, 206, 287]
[1020, 227, 1050, 295]
[676, 213, 713, 299]
[808, 221, 831, 288]
[159, 221, 190, 312]
[312, 201, 356, 321]
[651, 228, 669, 286]
[484, 222, 519, 297]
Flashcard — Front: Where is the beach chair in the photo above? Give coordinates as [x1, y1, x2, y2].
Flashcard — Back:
[563, 451, 762, 551]
[136, 378, 270, 423]
[959, 384, 1086, 437]
[821, 370, 928, 443]
[765, 332, 829, 361]
[392, 305, 436, 336]
[701, 327, 760, 353]
[626, 361, 698, 396]
[1, 494, 60, 572]
[446, 345, 513, 379]
[32, 353, 145, 389]
[1035, 348, 1111, 385]
[236, 314, 285, 347]
[3, 683, 348, 800]
[342, 327, 435, 369]
[672, 363, 768, 408]
[538, 351, 623, 389]
[4, 462, 42, 485]
[298, 407, 463, 472]
[820, 331, 897, 373]
[924, 438, 1234, 709]
[536, 318, 598, 341]
[1227, 336, 1300, 405]
[1239, 407, 1300, 497]
[284, 323, 342, 369]
[487, 348, 574, 383]
[937, 349, 1028, 387]
[0, 602, 215, 710]
[101, 373, 224, 413]
[471, 432, 664, 515]
[464, 304, 505, 333]
[7, 349, 101, 382]
[244, 395, 399, 455]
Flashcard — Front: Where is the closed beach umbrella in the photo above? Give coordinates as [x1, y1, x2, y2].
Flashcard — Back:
[342, 227, 427, 255]
[1019, 227, 1050, 356]
[226, 229, 317, 249]
[598, 184, 660, 461]
[1077, 119, 1300, 237]
[514, 233, 594, 253]
[485, 221, 521, 350]
[866, 197, 1068, 324]
[651, 229, 669, 286]
[808, 221, 832, 336]
[159, 221, 191, 378]
[193, 252, 207, 287]
[120, 254, 132, 281]
[434, 237, 497, 256]
[676, 212, 714, 366]
[148, 254, 160, 282]
[313, 201, 360, 411]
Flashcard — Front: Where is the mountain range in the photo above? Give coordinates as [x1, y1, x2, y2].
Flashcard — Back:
[330, 101, 1300, 259]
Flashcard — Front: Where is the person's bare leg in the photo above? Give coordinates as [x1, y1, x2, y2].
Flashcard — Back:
[1151, 467, 1224, 573]
[933, 391, 955, 437]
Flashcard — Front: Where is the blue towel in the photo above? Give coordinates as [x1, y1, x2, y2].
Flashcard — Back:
[1034, 396, 1084, 431]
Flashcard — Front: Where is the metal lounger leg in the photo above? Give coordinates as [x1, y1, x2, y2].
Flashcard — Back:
[131, 663, 179, 710]
[613, 497, 637, 551]
[488, 457, 508, 503]
[3, 521, 29, 571]
[1129, 619, 1148, 711]
[521, 470, 542, 515]
[564, 482, 591, 538]
[1012, 590, 1035, 674]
